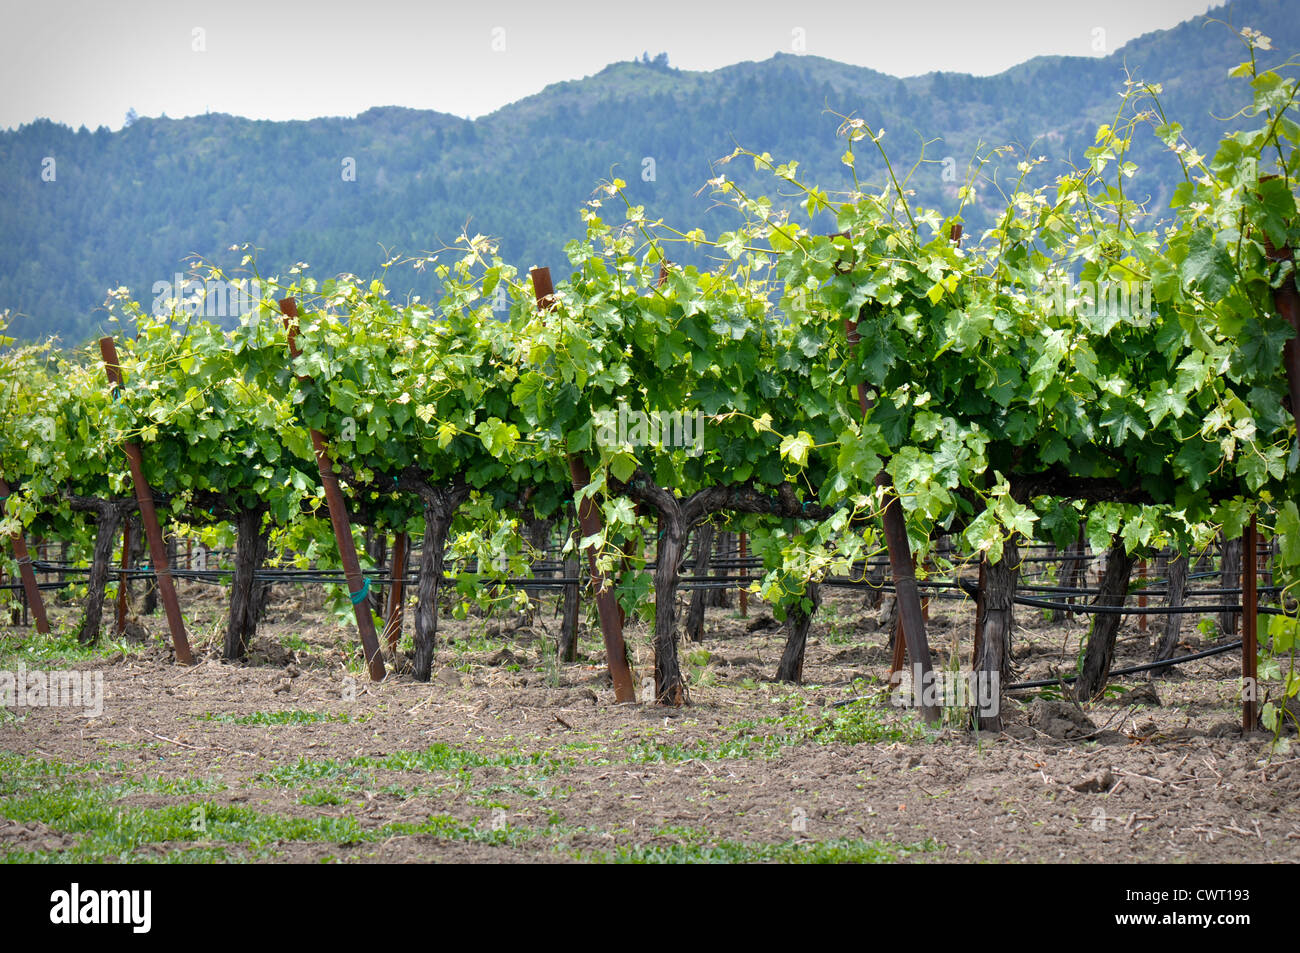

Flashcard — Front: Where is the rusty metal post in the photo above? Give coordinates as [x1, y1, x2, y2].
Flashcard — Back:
[567, 454, 637, 703]
[530, 267, 636, 703]
[836, 228, 942, 723]
[1243, 515, 1259, 732]
[116, 518, 130, 635]
[844, 331, 939, 723]
[280, 299, 385, 682]
[98, 337, 194, 664]
[0, 477, 50, 634]
[383, 531, 408, 653]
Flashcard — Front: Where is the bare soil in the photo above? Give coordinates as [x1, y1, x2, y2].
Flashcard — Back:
[1, 578, 1297, 863]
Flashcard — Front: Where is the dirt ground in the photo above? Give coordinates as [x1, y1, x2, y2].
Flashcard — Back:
[1, 577, 1297, 864]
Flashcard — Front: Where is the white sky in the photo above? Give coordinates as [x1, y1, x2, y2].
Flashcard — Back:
[0, 0, 1220, 131]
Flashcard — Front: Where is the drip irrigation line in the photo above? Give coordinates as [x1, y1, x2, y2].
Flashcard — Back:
[1014, 595, 1240, 615]
[13, 561, 1288, 613]
[15, 557, 1293, 622]
[1005, 639, 1246, 690]
[833, 639, 1250, 705]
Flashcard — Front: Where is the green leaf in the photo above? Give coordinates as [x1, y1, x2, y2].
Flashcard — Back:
[779, 431, 814, 468]
[609, 451, 637, 483]
[1182, 228, 1235, 301]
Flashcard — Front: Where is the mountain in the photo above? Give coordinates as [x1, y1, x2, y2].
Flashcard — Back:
[1, 0, 1296, 344]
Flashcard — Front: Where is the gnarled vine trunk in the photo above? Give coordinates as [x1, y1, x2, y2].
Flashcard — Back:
[77, 503, 128, 645]
[1075, 540, 1135, 700]
[975, 539, 1020, 732]
[1218, 534, 1242, 636]
[685, 521, 714, 643]
[524, 516, 551, 612]
[709, 531, 732, 608]
[412, 484, 468, 682]
[414, 505, 451, 682]
[608, 473, 862, 706]
[775, 581, 821, 683]
[123, 516, 154, 616]
[365, 529, 387, 617]
[1053, 527, 1086, 622]
[143, 534, 172, 617]
[1153, 552, 1188, 662]
[652, 512, 689, 705]
[224, 507, 270, 660]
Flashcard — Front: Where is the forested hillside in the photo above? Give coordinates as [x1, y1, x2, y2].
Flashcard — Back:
[0, 0, 1294, 343]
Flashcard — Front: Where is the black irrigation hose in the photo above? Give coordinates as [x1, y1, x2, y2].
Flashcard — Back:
[12, 566, 1286, 614]
[1005, 639, 1246, 690]
[13, 548, 1293, 699]
[833, 638, 1251, 705]
[16, 559, 1294, 618]
[1012, 595, 1246, 615]
[1017, 582, 1281, 597]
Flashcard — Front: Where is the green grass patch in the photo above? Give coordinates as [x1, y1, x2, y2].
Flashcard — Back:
[0, 753, 942, 864]
[582, 825, 941, 863]
[359, 743, 561, 773]
[806, 696, 927, 745]
[253, 755, 366, 789]
[606, 692, 925, 765]
[251, 744, 569, 806]
[0, 626, 147, 667]
[0, 753, 536, 862]
[196, 710, 354, 726]
[277, 633, 312, 653]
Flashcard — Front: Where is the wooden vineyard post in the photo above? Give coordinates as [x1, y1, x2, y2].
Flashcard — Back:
[529, 267, 636, 703]
[738, 531, 748, 617]
[0, 477, 51, 634]
[99, 337, 194, 665]
[1243, 515, 1259, 733]
[383, 532, 408, 654]
[280, 298, 386, 682]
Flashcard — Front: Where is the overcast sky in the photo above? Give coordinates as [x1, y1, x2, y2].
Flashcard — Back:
[1, 0, 1222, 131]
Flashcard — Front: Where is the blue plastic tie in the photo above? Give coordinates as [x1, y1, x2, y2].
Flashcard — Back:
[349, 578, 371, 604]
